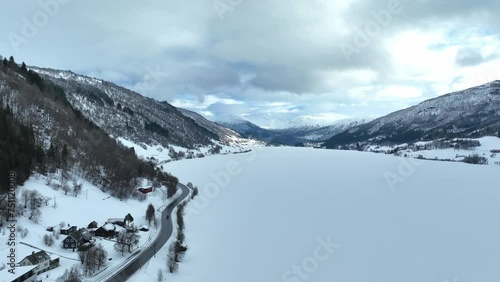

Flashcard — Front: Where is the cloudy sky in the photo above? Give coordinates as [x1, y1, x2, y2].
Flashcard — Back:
[1, 0, 500, 128]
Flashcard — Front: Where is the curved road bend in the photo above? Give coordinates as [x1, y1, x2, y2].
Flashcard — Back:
[102, 184, 190, 282]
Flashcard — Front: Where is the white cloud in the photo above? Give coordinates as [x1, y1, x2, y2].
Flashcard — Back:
[375, 85, 423, 100]
[1, 0, 500, 128]
[300, 113, 350, 124]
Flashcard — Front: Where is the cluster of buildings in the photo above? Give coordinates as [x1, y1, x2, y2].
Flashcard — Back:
[60, 215, 135, 252]
[2, 214, 140, 282]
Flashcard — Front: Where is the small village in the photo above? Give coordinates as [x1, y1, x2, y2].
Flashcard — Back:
[0, 184, 164, 282]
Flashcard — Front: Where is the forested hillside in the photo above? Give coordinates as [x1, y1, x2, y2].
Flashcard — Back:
[0, 56, 178, 198]
[0, 105, 43, 192]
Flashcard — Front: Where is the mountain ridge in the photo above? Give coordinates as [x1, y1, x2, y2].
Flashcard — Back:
[220, 117, 368, 145]
[30, 67, 241, 150]
[324, 81, 500, 149]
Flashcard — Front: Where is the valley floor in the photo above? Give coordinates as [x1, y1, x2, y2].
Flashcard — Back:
[132, 146, 500, 282]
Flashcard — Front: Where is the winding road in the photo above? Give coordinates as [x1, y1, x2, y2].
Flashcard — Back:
[95, 183, 190, 282]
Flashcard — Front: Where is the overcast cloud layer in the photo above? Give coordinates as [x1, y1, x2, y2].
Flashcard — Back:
[1, 0, 500, 128]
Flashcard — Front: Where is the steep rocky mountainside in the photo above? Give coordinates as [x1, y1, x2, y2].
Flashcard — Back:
[324, 81, 500, 149]
[177, 108, 243, 142]
[32, 67, 239, 149]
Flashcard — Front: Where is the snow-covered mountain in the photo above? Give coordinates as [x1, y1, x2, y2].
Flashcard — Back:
[220, 111, 353, 130]
[0, 59, 181, 198]
[273, 119, 369, 144]
[324, 81, 500, 149]
[218, 118, 275, 141]
[31, 67, 245, 150]
[220, 117, 368, 145]
[177, 108, 243, 142]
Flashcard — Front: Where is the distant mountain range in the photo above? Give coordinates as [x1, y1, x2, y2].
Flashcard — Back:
[219, 117, 368, 146]
[324, 81, 500, 149]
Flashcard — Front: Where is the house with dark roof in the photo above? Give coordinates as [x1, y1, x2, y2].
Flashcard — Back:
[106, 218, 125, 227]
[60, 225, 77, 235]
[95, 223, 117, 238]
[107, 213, 134, 227]
[18, 250, 58, 274]
[88, 220, 98, 229]
[62, 228, 93, 252]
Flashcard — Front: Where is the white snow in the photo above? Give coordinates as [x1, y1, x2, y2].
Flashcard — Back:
[116, 137, 262, 165]
[0, 174, 176, 282]
[131, 147, 500, 282]
[370, 136, 500, 165]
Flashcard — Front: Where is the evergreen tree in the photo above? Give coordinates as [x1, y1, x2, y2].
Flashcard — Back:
[62, 144, 69, 164]
[145, 204, 155, 225]
[8, 56, 15, 68]
[0, 107, 43, 193]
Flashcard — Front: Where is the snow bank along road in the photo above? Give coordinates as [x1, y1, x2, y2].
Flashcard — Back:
[96, 184, 190, 282]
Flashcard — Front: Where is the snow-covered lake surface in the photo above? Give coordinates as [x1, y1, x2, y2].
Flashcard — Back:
[134, 146, 500, 282]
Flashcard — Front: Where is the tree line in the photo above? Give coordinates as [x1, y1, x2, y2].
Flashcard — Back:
[0, 105, 43, 193]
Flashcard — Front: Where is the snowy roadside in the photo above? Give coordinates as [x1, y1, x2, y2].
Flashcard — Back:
[0, 174, 178, 281]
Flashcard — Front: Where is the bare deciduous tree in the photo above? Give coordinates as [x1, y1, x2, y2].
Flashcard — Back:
[191, 187, 199, 199]
[80, 244, 107, 276]
[167, 250, 178, 273]
[56, 265, 83, 282]
[124, 231, 140, 253]
[157, 269, 164, 281]
[114, 231, 127, 256]
[43, 234, 54, 246]
[62, 183, 72, 195]
[95, 244, 108, 270]
[73, 181, 83, 197]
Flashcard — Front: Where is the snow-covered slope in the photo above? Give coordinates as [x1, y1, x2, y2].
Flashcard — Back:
[325, 81, 500, 148]
[116, 136, 262, 166]
[31, 67, 245, 150]
[177, 108, 243, 143]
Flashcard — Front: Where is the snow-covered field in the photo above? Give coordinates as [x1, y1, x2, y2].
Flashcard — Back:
[117, 137, 262, 166]
[369, 136, 500, 165]
[404, 136, 500, 164]
[0, 174, 175, 282]
[133, 147, 500, 282]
